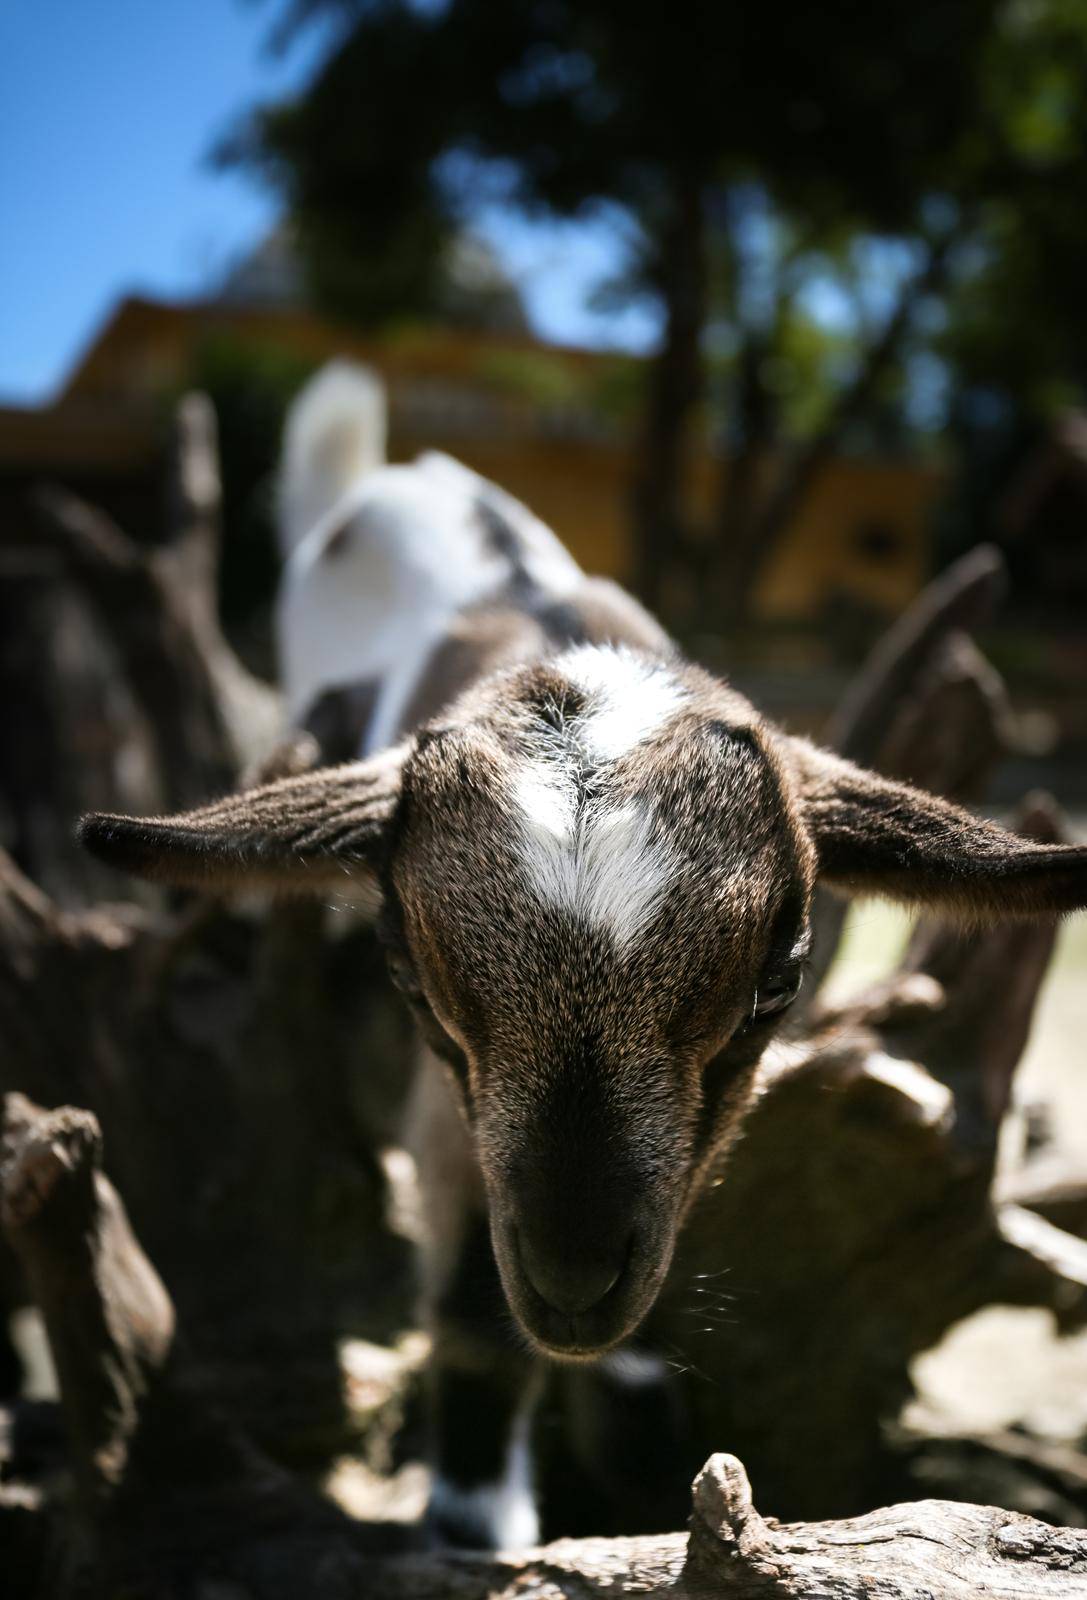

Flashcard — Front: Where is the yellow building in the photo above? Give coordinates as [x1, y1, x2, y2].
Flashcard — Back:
[1, 292, 941, 624]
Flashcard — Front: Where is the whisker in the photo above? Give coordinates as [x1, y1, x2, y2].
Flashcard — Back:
[659, 1339, 717, 1388]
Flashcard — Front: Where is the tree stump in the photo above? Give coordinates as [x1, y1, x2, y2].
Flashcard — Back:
[6, 1091, 1086, 1600]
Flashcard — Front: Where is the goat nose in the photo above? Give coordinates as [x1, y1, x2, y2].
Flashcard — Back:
[517, 1229, 629, 1317]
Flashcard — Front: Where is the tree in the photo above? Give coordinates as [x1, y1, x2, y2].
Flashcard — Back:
[224, 0, 1087, 628]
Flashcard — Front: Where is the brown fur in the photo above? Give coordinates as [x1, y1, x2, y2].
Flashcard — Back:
[78, 531, 1087, 1547]
[80, 573, 1087, 1357]
[791, 737, 1087, 920]
[381, 658, 812, 1351]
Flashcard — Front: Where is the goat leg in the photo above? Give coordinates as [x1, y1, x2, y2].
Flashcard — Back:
[425, 1211, 542, 1549]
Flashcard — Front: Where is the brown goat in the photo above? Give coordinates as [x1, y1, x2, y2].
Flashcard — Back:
[79, 389, 1087, 1549]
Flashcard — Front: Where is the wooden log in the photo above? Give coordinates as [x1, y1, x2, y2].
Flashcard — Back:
[1000, 1165, 1087, 1242]
[28, 393, 279, 815]
[893, 792, 1067, 1146]
[800, 545, 1013, 1007]
[0, 393, 278, 904]
[0, 839, 412, 1463]
[897, 1421, 1087, 1519]
[159, 390, 283, 773]
[1, 1093, 176, 1511]
[6, 1095, 1084, 1599]
[30, 483, 238, 809]
[0, 1092, 404, 1598]
[823, 542, 1007, 762]
[683, 1453, 1087, 1598]
[0, 552, 156, 906]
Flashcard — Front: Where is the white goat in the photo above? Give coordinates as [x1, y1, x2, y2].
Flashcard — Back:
[275, 360, 582, 754]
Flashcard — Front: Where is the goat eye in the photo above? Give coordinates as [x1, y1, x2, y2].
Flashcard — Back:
[752, 968, 803, 1019]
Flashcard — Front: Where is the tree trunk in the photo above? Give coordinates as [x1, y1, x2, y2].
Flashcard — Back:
[630, 175, 707, 616]
[0, 403, 411, 1460]
[715, 234, 955, 625]
[701, 330, 776, 632]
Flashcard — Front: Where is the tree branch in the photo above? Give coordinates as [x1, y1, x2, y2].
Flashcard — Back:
[720, 232, 957, 620]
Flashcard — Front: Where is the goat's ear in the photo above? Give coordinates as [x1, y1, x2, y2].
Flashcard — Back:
[784, 737, 1087, 921]
[77, 743, 409, 894]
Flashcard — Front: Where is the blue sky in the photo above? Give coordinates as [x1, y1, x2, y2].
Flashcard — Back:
[0, 0, 656, 407]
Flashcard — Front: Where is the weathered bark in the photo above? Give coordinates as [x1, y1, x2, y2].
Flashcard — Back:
[0, 402, 411, 1471]
[159, 391, 283, 774]
[0, 548, 156, 907]
[30, 485, 238, 809]
[27, 392, 278, 817]
[797, 542, 1012, 1008]
[683, 1453, 1087, 1597]
[0, 830, 413, 1463]
[823, 541, 1007, 762]
[5, 1093, 1085, 1600]
[1, 1094, 178, 1513]
[898, 1421, 1087, 1525]
[894, 791, 1067, 1147]
[0, 1093, 413, 1599]
[1, 398, 275, 908]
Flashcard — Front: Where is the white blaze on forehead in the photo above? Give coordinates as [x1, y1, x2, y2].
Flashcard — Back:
[512, 647, 686, 947]
[514, 785, 675, 948]
[558, 643, 687, 760]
